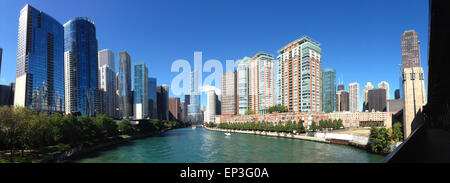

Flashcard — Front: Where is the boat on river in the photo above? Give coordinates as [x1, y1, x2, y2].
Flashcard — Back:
[224, 132, 231, 136]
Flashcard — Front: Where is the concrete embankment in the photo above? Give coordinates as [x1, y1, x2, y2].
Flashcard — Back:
[204, 126, 369, 149]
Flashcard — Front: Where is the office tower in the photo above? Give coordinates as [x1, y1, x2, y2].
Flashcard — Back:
[0, 48, 2, 76]
[401, 30, 421, 69]
[394, 89, 400, 99]
[321, 68, 336, 113]
[187, 71, 202, 122]
[367, 88, 387, 112]
[0, 83, 15, 106]
[157, 85, 169, 121]
[15, 5, 64, 113]
[378, 81, 390, 100]
[99, 65, 116, 117]
[133, 62, 148, 119]
[348, 82, 360, 112]
[216, 93, 221, 115]
[64, 17, 99, 116]
[237, 57, 250, 115]
[206, 90, 217, 122]
[169, 97, 181, 121]
[403, 67, 426, 139]
[363, 82, 374, 111]
[336, 90, 349, 112]
[249, 52, 275, 114]
[118, 51, 132, 118]
[277, 36, 321, 113]
[148, 77, 157, 119]
[221, 70, 237, 115]
[98, 49, 115, 72]
[337, 84, 345, 91]
[183, 95, 190, 122]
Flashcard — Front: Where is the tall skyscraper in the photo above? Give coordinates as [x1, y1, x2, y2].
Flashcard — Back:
[336, 90, 349, 112]
[249, 52, 275, 114]
[321, 68, 336, 113]
[403, 67, 426, 139]
[221, 70, 237, 115]
[237, 57, 250, 115]
[401, 30, 421, 69]
[168, 97, 181, 121]
[363, 82, 374, 111]
[378, 81, 390, 100]
[157, 85, 169, 121]
[348, 82, 360, 112]
[367, 88, 387, 112]
[98, 49, 116, 118]
[187, 71, 202, 122]
[277, 36, 321, 113]
[148, 77, 157, 119]
[98, 49, 115, 72]
[118, 51, 132, 118]
[133, 62, 148, 119]
[64, 17, 99, 116]
[394, 89, 400, 99]
[205, 90, 217, 122]
[15, 5, 64, 113]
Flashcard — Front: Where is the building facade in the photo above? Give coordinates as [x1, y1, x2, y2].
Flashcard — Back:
[187, 71, 202, 122]
[237, 57, 250, 115]
[367, 88, 387, 112]
[249, 52, 275, 114]
[206, 90, 217, 122]
[277, 36, 321, 113]
[321, 68, 336, 113]
[327, 111, 393, 128]
[221, 70, 237, 115]
[64, 17, 99, 116]
[157, 85, 169, 121]
[403, 67, 426, 139]
[220, 112, 328, 129]
[133, 62, 148, 119]
[15, 5, 65, 113]
[363, 82, 374, 111]
[336, 90, 349, 112]
[348, 82, 360, 112]
[99, 65, 117, 118]
[169, 97, 181, 121]
[148, 77, 157, 119]
[378, 81, 390, 100]
[0, 83, 15, 106]
[98, 49, 115, 72]
[118, 51, 133, 118]
[401, 30, 421, 69]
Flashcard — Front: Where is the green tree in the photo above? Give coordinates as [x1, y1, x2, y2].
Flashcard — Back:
[245, 110, 255, 115]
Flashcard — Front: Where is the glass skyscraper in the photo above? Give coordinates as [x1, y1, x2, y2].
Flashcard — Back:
[15, 5, 65, 113]
[187, 71, 202, 122]
[237, 57, 250, 115]
[64, 17, 99, 116]
[118, 51, 132, 118]
[133, 62, 148, 119]
[148, 77, 157, 119]
[321, 68, 336, 113]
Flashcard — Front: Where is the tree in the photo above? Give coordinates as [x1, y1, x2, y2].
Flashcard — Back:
[369, 127, 391, 153]
[391, 123, 403, 142]
[245, 110, 255, 115]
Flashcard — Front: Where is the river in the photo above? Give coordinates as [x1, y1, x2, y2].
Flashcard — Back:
[76, 126, 385, 163]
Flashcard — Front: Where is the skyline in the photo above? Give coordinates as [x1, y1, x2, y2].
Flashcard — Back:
[0, 0, 429, 110]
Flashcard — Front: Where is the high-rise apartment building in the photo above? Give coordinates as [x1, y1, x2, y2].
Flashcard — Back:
[401, 30, 421, 69]
[148, 77, 157, 119]
[321, 68, 336, 113]
[378, 81, 390, 100]
[367, 88, 387, 112]
[118, 51, 133, 118]
[403, 67, 426, 139]
[348, 82, 360, 112]
[133, 62, 148, 119]
[98, 49, 116, 118]
[15, 5, 64, 113]
[237, 57, 250, 115]
[363, 82, 374, 111]
[221, 70, 237, 115]
[64, 17, 99, 116]
[249, 52, 275, 114]
[157, 85, 169, 121]
[277, 36, 321, 113]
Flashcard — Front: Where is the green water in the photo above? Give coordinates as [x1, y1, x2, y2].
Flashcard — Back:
[76, 127, 385, 163]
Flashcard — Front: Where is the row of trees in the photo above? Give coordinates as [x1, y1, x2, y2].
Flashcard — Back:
[205, 119, 344, 133]
[267, 105, 288, 113]
[369, 123, 403, 154]
[0, 106, 184, 162]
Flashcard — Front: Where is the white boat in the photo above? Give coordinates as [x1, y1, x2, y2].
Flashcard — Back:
[192, 126, 196, 130]
[224, 132, 231, 136]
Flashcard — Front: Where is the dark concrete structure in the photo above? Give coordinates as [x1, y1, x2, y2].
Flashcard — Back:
[367, 88, 386, 112]
[157, 85, 169, 121]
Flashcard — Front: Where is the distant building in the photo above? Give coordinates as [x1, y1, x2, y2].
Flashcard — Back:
[363, 82, 374, 111]
[0, 83, 15, 106]
[401, 30, 421, 69]
[157, 85, 169, 121]
[378, 81, 390, 100]
[133, 62, 148, 119]
[187, 71, 202, 122]
[118, 51, 133, 118]
[148, 77, 157, 119]
[206, 90, 217, 122]
[99, 65, 116, 118]
[367, 88, 387, 112]
[278, 36, 321, 113]
[237, 57, 251, 115]
[403, 67, 426, 139]
[221, 70, 237, 115]
[15, 5, 64, 113]
[394, 89, 400, 99]
[169, 97, 181, 121]
[221, 112, 328, 129]
[327, 111, 393, 128]
[387, 99, 404, 113]
[336, 90, 349, 112]
[348, 82, 360, 112]
[321, 68, 336, 113]
[337, 84, 345, 91]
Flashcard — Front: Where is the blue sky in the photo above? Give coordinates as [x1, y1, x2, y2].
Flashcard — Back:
[0, 0, 429, 110]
